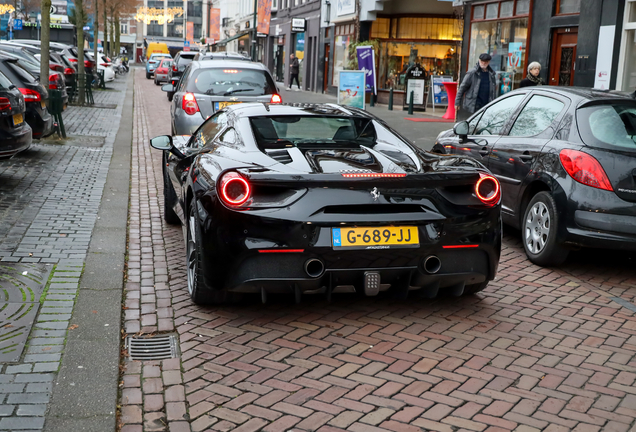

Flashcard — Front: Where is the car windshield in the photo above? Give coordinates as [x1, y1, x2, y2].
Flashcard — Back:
[178, 55, 195, 65]
[250, 116, 376, 148]
[577, 102, 636, 152]
[186, 67, 276, 96]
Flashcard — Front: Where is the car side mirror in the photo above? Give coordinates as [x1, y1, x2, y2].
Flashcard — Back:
[453, 121, 469, 141]
[149, 135, 185, 159]
[161, 84, 174, 92]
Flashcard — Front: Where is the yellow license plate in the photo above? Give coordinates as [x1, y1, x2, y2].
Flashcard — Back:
[12, 113, 23, 126]
[332, 226, 419, 249]
[215, 101, 241, 110]
[41, 101, 46, 110]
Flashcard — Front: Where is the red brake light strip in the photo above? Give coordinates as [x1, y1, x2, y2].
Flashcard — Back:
[442, 245, 479, 249]
[258, 249, 305, 253]
[341, 173, 406, 178]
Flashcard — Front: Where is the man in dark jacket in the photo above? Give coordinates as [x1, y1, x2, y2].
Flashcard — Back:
[288, 54, 300, 91]
[455, 53, 497, 120]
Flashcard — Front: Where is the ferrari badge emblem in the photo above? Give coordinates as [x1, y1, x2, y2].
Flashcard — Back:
[371, 187, 380, 201]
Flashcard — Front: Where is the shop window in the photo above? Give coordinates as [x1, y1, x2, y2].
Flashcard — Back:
[486, 3, 499, 19]
[147, 23, 163, 36]
[469, 18, 529, 92]
[370, 18, 390, 39]
[396, 17, 461, 40]
[557, 0, 581, 15]
[516, 0, 530, 14]
[473, 5, 485, 20]
[500, 1, 514, 17]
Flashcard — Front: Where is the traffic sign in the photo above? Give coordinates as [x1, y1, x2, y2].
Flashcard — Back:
[13, 19, 22, 31]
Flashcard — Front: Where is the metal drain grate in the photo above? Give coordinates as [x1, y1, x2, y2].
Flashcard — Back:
[125, 334, 179, 361]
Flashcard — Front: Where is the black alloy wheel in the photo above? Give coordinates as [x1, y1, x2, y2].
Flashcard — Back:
[186, 201, 226, 305]
[522, 192, 569, 266]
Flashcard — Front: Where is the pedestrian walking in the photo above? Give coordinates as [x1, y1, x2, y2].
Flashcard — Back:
[520, 62, 544, 87]
[455, 53, 497, 120]
[288, 54, 300, 91]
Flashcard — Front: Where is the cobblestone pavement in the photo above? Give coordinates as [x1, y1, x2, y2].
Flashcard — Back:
[121, 70, 636, 432]
[0, 74, 130, 430]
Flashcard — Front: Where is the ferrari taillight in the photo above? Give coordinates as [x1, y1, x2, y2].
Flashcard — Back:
[219, 172, 251, 206]
[182, 93, 199, 116]
[475, 173, 500, 206]
[559, 149, 613, 191]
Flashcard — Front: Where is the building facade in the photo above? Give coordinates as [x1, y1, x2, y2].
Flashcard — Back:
[460, 0, 626, 93]
[319, 0, 463, 102]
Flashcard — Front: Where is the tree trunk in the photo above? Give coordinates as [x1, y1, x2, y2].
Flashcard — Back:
[40, 0, 51, 92]
[103, 0, 108, 56]
[93, 0, 98, 65]
[109, 11, 114, 59]
[76, 0, 85, 104]
[115, 13, 120, 57]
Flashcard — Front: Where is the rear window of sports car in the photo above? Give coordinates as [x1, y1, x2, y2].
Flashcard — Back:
[250, 116, 376, 147]
[186, 68, 276, 96]
[577, 102, 636, 152]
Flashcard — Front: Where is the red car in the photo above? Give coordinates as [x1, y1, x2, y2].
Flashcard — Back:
[154, 59, 172, 86]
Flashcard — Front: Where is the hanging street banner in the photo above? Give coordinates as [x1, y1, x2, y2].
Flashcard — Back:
[186, 21, 194, 43]
[356, 45, 377, 95]
[209, 8, 221, 40]
[257, 0, 273, 35]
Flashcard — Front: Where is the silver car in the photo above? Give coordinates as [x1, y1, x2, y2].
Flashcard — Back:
[162, 60, 281, 135]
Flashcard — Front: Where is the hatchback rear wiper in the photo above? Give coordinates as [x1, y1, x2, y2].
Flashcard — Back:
[223, 88, 256, 96]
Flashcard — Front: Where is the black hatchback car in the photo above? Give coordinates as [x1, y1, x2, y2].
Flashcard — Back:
[434, 87, 636, 266]
[0, 69, 31, 159]
[0, 54, 53, 139]
[166, 51, 197, 102]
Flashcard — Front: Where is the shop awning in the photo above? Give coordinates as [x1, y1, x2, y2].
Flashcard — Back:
[214, 31, 249, 46]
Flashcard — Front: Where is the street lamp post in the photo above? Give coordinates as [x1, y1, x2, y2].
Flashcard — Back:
[251, 0, 257, 61]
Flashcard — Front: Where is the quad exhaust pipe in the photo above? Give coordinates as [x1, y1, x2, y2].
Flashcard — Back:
[304, 259, 325, 278]
[423, 255, 441, 274]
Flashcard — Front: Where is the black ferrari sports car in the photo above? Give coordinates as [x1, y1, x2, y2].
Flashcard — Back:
[150, 103, 502, 304]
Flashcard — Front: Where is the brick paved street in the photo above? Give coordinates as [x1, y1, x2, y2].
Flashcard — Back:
[121, 68, 636, 432]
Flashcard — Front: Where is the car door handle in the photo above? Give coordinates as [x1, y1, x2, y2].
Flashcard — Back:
[478, 147, 489, 156]
[519, 153, 533, 162]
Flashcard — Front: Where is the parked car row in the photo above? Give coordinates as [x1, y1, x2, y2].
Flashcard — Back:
[0, 39, 98, 159]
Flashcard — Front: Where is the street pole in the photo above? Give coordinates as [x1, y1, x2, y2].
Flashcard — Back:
[251, 0, 257, 61]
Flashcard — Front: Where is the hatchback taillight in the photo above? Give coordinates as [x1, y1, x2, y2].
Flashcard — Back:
[84, 60, 92, 68]
[0, 97, 11, 112]
[218, 172, 251, 206]
[49, 74, 58, 90]
[64, 67, 74, 75]
[19, 88, 41, 102]
[69, 58, 78, 63]
[559, 149, 613, 191]
[182, 93, 199, 115]
[172, 65, 178, 72]
[475, 173, 501, 206]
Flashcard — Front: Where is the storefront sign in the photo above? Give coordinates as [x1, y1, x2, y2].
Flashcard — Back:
[356, 46, 376, 95]
[291, 18, 305, 32]
[209, 8, 221, 40]
[594, 25, 615, 89]
[407, 80, 425, 105]
[51, 0, 67, 15]
[336, 0, 355, 16]
[403, 64, 428, 111]
[338, 71, 365, 110]
[432, 76, 452, 104]
[257, 0, 273, 34]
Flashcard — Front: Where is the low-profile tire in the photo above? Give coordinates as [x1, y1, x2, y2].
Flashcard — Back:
[464, 281, 489, 295]
[522, 191, 569, 266]
[186, 202, 226, 305]
[146, 72, 151, 79]
[162, 164, 180, 225]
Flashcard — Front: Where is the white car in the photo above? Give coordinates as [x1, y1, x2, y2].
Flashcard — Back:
[96, 54, 115, 82]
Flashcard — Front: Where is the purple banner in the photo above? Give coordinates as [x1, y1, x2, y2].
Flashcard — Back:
[356, 46, 376, 95]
